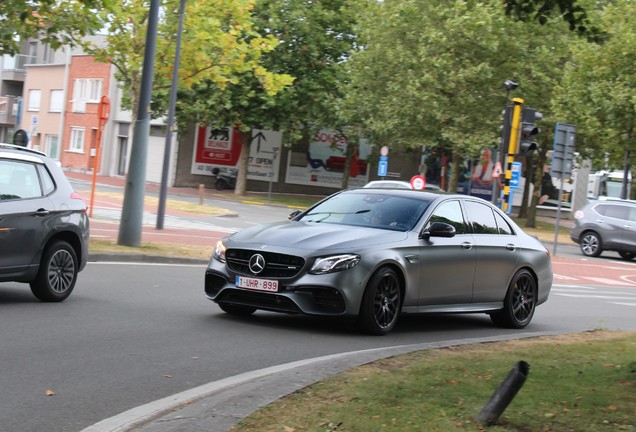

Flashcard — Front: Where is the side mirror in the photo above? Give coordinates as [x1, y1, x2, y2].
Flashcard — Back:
[288, 209, 303, 220]
[421, 221, 456, 239]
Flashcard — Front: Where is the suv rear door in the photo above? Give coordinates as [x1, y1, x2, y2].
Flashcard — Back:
[0, 158, 55, 278]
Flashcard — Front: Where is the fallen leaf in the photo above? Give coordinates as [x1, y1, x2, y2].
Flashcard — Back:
[45, 389, 55, 396]
[608, 405, 618, 411]
[283, 426, 295, 432]
[163, 374, 173, 378]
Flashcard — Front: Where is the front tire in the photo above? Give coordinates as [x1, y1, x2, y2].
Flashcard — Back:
[218, 303, 256, 316]
[215, 178, 227, 190]
[490, 269, 536, 329]
[580, 231, 602, 257]
[358, 267, 402, 335]
[30, 240, 78, 302]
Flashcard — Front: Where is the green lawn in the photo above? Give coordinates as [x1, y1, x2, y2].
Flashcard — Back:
[232, 331, 635, 432]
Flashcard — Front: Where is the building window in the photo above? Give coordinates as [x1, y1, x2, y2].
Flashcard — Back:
[49, 89, 63, 112]
[27, 89, 41, 111]
[69, 127, 85, 152]
[72, 78, 103, 112]
[45, 134, 60, 160]
[88, 79, 103, 102]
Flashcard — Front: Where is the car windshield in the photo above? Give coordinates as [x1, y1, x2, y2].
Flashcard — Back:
[299, 192, 431, 230]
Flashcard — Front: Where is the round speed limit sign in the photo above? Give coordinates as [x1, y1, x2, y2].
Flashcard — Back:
[410, 175, 426, 190]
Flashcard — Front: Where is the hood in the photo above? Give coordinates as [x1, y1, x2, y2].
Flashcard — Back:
[227, 221, 409, 252]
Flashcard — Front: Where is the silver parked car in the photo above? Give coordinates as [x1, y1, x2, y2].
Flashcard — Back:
[0, 143, 89, 301]
[205, 189, 553, 334]
[571, 198, 636, 259]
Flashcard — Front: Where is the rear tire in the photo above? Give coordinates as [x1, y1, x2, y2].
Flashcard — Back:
[490, 269, 536, 329]
[219, 303, 256, 316]
[580, 231, 602, 257]
[618, 251, 635, 260]
[30, 240, 78, 302]
[358, 267, 402, 335]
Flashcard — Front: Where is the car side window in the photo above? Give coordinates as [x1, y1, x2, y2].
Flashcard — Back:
[599, 204, 629, 220]
[0, 160, 43, 200]
[493, 211, 513, 235]
[428, 200, 466, 234]
[37, 164, 55, 196]
[464, 200, 499, 234]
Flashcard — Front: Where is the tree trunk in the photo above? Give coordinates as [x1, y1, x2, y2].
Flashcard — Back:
[449, 150, 460, 193]
[235, 129, 251, 196]
[518, 153, 534, 218]
[525, 148, 548, 229]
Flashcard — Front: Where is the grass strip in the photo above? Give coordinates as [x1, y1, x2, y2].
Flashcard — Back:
[232, 331, 635, 432]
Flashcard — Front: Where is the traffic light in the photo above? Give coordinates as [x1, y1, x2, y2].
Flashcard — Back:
[519, 107, 542, 154]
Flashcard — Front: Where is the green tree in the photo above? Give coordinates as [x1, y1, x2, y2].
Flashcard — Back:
[343, 0, 573, 194]
[502, 0, 606, 42]
[552, 0, 636, 199]
[82, 0, 291, 127]
[178, 0, 358, 195]
[0, 0, 111, 55]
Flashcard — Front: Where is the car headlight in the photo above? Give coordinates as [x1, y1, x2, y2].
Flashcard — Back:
[213, 240, 227, 263]
[309, 254, 360, 275]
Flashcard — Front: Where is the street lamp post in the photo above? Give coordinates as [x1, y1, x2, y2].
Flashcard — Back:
[117, 0, 160, 246]
[157, 0, 187, 230]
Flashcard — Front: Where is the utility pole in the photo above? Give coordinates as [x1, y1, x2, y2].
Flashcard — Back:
[118, 0, 160, 246]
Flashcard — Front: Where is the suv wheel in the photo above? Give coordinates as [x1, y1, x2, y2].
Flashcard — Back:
[618, 251, 635, 260]
[30, 240, 78, 302]
[580, 231, 602, 257]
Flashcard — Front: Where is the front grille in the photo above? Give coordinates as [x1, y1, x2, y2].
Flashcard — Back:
[226, 249, 305, 278]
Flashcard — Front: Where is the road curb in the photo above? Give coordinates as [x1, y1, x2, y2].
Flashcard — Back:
[80, 331, 565, 432]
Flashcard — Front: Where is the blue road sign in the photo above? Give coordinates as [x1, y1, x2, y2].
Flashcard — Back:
[378, 160, 388, 177]
[510, 162, 522, 188]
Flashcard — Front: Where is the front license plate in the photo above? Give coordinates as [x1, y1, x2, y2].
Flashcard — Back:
[236, 276, 279, 292]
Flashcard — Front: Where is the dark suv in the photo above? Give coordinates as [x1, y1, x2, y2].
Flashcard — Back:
[571, 198, 636, 260]
[0, 144, 89, 301]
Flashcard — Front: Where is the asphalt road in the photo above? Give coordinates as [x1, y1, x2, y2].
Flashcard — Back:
[1, 260, 635, 432]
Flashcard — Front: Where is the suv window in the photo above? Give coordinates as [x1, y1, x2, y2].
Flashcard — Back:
[596, 203, 630, 220]
[0, 160, 43, 200]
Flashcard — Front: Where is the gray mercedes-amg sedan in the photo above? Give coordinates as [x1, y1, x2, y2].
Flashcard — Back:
[205, 189, 552, 335]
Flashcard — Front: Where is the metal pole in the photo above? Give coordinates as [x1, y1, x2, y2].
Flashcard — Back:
[553, 170, 565, 256]
[157, 0, 187, 230]
[118, 0, 160, 246]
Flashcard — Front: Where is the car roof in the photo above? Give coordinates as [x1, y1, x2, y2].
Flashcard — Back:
[0, 143, 47, 157]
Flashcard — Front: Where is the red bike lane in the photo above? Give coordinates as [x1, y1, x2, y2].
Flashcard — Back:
[552, 255, 636, 287]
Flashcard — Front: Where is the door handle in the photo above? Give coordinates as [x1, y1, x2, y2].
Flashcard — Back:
[506, 244, 516, 251]
[35, 208, 51, 216]
[461, 241, 473, 250]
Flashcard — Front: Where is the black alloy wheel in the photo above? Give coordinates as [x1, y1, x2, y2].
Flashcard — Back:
[490, 269, 537, 329]
[359, 267, 402, 335]
[30, 240, 78, 302]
